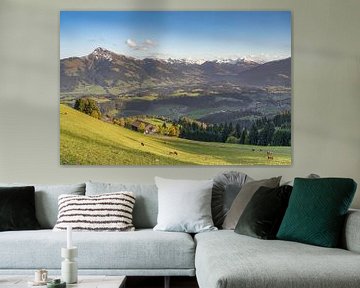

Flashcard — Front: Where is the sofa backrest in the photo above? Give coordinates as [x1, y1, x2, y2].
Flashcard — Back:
[0, 183, 86, 228]
[86, 181, 158, 229]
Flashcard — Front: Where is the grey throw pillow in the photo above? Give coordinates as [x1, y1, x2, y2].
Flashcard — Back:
[283, 173, 320, 186]
[212, 171, 251, 228]
[153, 177, 217, 233]
[222, 177, 281, 230]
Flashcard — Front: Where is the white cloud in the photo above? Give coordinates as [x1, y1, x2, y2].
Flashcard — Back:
[125, 38, 157, 51]
[144, 39, 155, 47]
[126, 39, 138, 49]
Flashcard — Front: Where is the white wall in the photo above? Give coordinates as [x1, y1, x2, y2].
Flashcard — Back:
[0, 0, 359, 208]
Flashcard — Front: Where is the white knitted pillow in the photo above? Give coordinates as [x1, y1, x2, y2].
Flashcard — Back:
[53, 192, 135, 231]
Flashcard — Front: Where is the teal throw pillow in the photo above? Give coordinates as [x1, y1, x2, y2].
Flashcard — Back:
[277, 178, 357, 247]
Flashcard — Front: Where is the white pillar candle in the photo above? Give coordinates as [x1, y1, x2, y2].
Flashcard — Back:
[67, 225, 72, 249]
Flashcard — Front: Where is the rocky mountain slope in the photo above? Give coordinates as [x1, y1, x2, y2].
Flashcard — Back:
[60, 47, 291, 93]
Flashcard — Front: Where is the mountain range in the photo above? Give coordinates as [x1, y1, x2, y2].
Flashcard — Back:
[60, 47, 291, 94]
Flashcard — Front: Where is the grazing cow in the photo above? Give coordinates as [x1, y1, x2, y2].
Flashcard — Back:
[169, 151, 178, 156]
[267, 151, 274, 160]
[141, 142, 145, 146]
[252, 149, 255, 152]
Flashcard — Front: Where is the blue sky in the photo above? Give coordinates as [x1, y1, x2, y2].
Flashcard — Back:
[60, 11, 291, 62]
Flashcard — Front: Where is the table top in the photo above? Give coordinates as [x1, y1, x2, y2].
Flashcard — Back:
[0, 275, 126, 288]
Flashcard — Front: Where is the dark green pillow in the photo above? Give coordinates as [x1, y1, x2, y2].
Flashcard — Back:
[235, 185, 292, 239]
[0, 186, 41, 231]
[277, 178, 357, 247]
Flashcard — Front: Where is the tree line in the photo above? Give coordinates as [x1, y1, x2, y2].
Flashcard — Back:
[178, 112, 291, 146]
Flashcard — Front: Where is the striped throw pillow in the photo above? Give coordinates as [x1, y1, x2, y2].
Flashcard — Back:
[53, 192, 136, 231]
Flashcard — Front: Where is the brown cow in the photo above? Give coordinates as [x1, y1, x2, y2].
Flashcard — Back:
[267, 151, 274, 160]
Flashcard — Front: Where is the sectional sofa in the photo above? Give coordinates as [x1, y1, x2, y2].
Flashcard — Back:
[0, 180, 359, 288]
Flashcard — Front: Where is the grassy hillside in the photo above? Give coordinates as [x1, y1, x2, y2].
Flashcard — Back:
[60, 104, 291, 165]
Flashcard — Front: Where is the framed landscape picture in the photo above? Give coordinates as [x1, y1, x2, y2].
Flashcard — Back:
[60, 11, 292, 166]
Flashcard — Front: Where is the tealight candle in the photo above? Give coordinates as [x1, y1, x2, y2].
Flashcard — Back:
[67, 225, 72, 249]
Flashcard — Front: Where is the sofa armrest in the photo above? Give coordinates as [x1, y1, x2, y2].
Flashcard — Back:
[342, 209, 360, 253]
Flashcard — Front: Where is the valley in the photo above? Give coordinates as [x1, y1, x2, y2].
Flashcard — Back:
[60, 48, 291, 127]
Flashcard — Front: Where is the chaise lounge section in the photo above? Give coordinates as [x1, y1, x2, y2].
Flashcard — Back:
[195, 215, 360, 288]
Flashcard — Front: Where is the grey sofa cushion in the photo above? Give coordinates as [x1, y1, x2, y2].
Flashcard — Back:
[282, 173, 321, 186]
[0, 229, 195, 271]
[154, 177, 216, 233]
[212, 171, 250, 228]
[0, 183, 85, 228]
[195, 230, 360, 288]
[86, 181, 158, 229]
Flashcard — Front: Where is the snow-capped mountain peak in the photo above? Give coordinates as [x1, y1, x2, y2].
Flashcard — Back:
[214, 57, 259, 65]
[165, 58, 205, 65]
[90, 47, 114, 61]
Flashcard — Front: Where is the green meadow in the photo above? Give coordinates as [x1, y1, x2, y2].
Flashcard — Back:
[60, 104, 291, 166]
